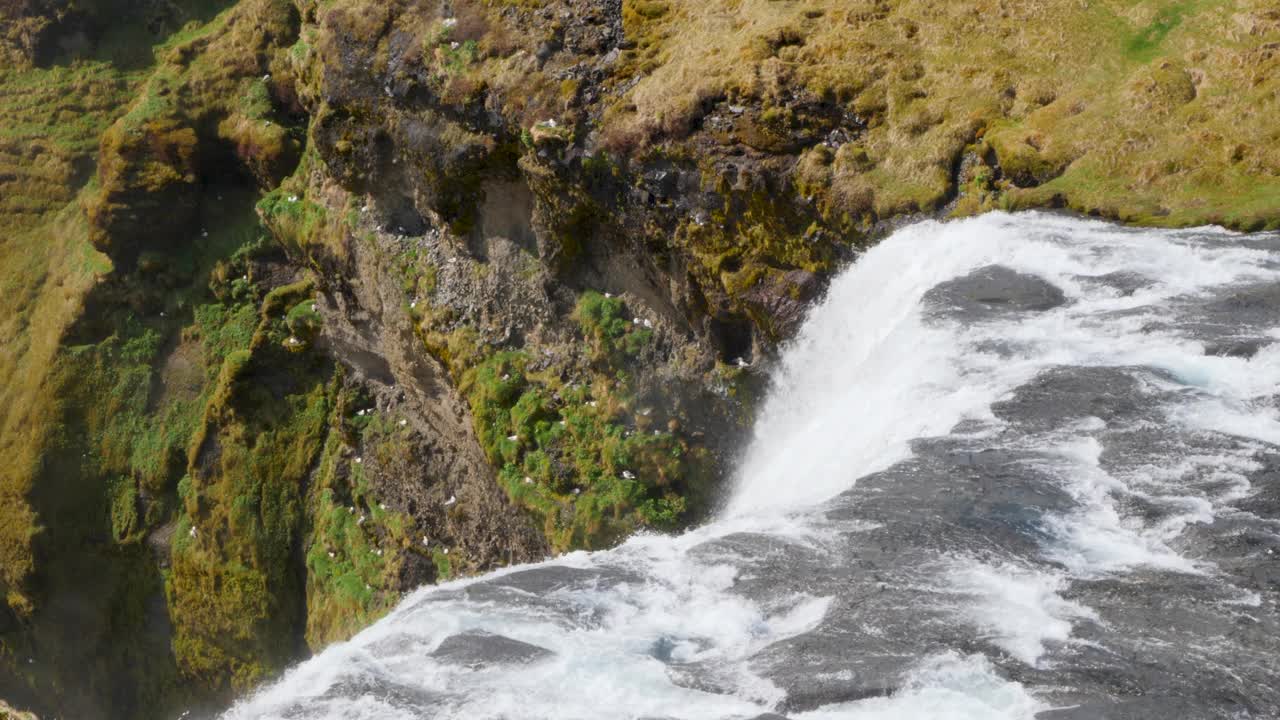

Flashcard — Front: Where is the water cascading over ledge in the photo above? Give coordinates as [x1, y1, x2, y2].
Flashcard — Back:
[225, 212, 1280, 720]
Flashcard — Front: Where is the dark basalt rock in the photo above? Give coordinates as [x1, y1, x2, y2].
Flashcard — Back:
[924, 265, 1066, 321]
[1079, 270, 1153, 297]
[486, 564, 642, 595]
[430, 630, 553, 668]
[1203, 338, 1272, 358]
[1203, 282, 1280, 327]
[318, 676, 442, 710]
[741, 269, 825, 341]
[991, 366, 1172, 433]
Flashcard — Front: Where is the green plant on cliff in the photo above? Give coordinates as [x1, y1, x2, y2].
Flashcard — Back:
[574, 291, 653, 363]
[258, 187, 330, 251]
[0, 178, 301, 716]
[0, 3, 314, 713]
[168, 285, 336, 693]
[301, 406, 416, 649]
[443, 291, 688, 550]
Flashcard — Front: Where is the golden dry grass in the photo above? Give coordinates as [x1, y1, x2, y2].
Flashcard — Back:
[610, 0, 1280, 227]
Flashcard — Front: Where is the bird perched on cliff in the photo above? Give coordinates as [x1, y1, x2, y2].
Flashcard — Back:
[444, 495, 457, 507]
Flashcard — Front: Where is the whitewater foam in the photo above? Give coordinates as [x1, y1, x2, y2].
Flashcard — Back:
[791, 653, 1047, 720]
[223, 213, 1280, 720]
[945, 560, 1098, 666]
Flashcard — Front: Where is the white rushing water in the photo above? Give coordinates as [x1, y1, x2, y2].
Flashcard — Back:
[225, 213, 1280, 720]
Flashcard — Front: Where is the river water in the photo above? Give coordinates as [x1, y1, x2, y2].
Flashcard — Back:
[224, 213, 1280, 720]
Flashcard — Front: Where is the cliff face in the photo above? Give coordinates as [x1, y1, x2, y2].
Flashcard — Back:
[0, 0, 1277, 717]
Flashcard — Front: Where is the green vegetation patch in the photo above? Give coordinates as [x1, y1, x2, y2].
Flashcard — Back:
[441, 290, 689, 551]
[168, 282, 336, 693]
[302, 405, 418, 649]
[1126, 2, 1198, 62]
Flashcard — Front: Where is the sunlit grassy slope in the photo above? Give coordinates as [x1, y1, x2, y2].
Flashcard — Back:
[612, 0, 1280, 228]
[0, 58, 135, 613]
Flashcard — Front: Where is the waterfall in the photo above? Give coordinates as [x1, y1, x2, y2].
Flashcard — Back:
[225, 213, 1280, 720]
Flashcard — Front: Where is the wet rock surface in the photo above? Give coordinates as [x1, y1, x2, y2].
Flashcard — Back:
[429, 631, 552, 667]
[1077, 271, 1154, 297]
[924, 265, 1067, 321]
[1202, 282, 1280, 328]
[990, 366, 1173, 432]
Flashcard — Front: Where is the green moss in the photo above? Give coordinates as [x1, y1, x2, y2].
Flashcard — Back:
[431, 549, 454, 581]
[0, 1, 316, 715]
[1125, 2, 1198, 62]
[286, 298, 323, 338]
[985, 125, 1070, 188]
[169, 341, 335, 692]
[0, 180, 297, 715]
[440, 39, 480, 74]
[108, 476, 141, 542]
[301, 389, 423, 648]
[451, 307, 688, 550]
[574, 291, 653, 363]
[82, 0, 302, 263]
[258, 189, 330, 251]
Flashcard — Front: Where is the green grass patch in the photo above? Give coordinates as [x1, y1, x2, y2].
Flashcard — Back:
[1125, 2, 1197, 62]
